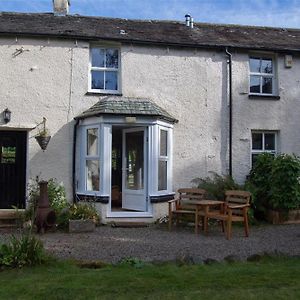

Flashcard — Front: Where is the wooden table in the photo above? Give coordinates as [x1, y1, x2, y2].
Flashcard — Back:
[187, 200, 225, 234]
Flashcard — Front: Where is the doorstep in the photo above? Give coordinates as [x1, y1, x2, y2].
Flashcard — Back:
[110, 222, 150, 228]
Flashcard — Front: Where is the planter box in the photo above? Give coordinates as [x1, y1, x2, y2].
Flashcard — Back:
[69, 219, 95, 233]
[266, 209, 300, 224]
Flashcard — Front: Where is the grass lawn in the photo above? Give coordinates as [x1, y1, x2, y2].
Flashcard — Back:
[0, 257, 299, 300]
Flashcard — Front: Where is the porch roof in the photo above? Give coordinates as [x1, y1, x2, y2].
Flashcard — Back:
[75, 96, 178, 123]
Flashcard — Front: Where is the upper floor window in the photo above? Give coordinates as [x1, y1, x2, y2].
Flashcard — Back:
[90, 47, 120, 93]
[249, 56, 276, 95]
[251, 131, 277, 167]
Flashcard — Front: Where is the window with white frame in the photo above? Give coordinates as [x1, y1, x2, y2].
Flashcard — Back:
[85, 127, 100, 191]
[158, 129, 169, 191]
[251, 131, 277, 166]
[249, 56, 276, 95]
[90, 47, 120, 93]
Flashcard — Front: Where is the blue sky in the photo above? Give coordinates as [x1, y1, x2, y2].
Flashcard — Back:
[0, 0, 299, 28]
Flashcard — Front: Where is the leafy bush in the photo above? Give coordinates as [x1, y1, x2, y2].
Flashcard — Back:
[247, 153, 300, 213]
[192, 173, 242, 200]
[0, 234, 48, 269]
[47, 179, 68, 213]
[69, 202, 99, 224]
[246, 153, 275, 215]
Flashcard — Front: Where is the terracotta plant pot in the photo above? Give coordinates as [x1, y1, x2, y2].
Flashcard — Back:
[35, 135, 51, 151]
[266, 209, 300, 224]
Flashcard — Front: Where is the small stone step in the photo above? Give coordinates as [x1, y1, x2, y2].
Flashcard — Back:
[111, 222, 149, 228]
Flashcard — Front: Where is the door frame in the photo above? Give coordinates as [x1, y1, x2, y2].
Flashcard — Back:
[122, 127, 148, 212]
[107, 124, 152, 218]
[0, 130, 28, 210]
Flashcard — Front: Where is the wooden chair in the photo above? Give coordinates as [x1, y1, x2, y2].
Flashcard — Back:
[207, 190, 251, 239]
[168, 188, 207, 234]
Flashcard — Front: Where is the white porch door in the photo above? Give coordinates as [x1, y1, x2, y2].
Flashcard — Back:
[122, 128, 147, 211]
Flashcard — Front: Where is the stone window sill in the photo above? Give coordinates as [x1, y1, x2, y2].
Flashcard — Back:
[248, 94, 280, 100]
[85, 92, 123, 97]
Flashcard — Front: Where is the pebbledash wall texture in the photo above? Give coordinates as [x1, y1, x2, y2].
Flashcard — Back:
[1, 12, 300, 221]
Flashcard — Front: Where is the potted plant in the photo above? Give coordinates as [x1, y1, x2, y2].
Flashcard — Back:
[35, 117, 51, 151]
[68, 202, 99, 233]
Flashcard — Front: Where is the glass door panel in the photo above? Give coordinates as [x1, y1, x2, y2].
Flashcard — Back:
[122, 128, 147, 212]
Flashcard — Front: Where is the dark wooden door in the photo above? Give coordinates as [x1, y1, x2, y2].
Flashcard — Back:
[0, 131, 27, 209]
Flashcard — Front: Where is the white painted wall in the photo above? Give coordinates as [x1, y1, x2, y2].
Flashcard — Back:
[0, 38, 96, 198]
[1, 36, 300, 221]
[231, 51, 300, 182]
[121, 45, 229, 191]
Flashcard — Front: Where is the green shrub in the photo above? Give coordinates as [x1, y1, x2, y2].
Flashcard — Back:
[269, 154, 300, 210]
[192, 173, 242, 200]
[247, 153, 300, 214]
[69, 202, 99, 224]
[0, 233, 48, 269]
[47, 179, 68, 213]
[247, 153, 274, 215]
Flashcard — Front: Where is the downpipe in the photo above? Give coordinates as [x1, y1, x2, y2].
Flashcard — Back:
[225, 47, 233, 177]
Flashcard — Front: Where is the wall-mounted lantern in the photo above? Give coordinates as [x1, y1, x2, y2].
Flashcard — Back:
[3, 108, 11, 123]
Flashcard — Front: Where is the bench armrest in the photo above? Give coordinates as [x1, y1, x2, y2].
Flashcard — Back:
[227, 204, 250, 209]
[168, 198, 178, 203]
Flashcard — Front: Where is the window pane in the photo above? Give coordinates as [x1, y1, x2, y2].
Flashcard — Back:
[126, 131, 144, 190]
[91, 48, 105, 67]
[91, 71, 104, 89]
[265, 133, 275, 150]
[106, 49, 118, 68]
[1, 146, 16, 164]
[250, 75, 260, 93]
[105, 71, 118, 90]
[252, 133, 263, 150]
[262, 77, 273, 94]
[249, 57, 260, 73]
[86, 160, 99, 191]
[158, 160, 167, 191]
[261, 59, 273, 74]
[87, 128, 98, 156]
[160, 130, 168, 156]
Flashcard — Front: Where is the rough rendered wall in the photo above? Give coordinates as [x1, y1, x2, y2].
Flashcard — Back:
[121, 45, 229, 191]
[0, 38, 97, 198]
[232, 51, 300, 182]
[0, 38, 229, 200]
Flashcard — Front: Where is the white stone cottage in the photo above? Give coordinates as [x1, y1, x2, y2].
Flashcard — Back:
[1, 6, 300, 222]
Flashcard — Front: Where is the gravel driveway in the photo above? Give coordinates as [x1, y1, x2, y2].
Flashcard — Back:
[1, 224, 299, 263]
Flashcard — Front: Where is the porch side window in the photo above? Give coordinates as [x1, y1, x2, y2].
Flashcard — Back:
[89, 47, 120, 93]
[158, 129, 169, 191]
[85, 128, 100, 191]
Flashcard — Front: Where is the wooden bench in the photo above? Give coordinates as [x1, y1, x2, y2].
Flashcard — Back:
[0, 210, 24, 228]
[168, 188, 207, 234]
[206, 190, 251, 239]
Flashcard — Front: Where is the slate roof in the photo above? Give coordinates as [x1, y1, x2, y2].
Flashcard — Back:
[1, 12, 300, 52]
[75, 96, 178, 123]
